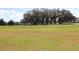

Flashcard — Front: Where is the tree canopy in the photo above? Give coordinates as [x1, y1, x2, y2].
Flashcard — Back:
[21, 8, 76, 25]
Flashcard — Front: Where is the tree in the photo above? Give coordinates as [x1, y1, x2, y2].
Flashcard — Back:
[8, 20, 15, 25]
[22, 12, 33, 25]
[0, 18, 6, 25]
[57, 9, 76, 24]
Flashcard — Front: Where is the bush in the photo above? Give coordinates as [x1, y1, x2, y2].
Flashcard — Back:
[8, 20, 15, 25]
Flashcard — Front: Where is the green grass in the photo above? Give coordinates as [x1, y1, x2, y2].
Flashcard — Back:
[0, 24, 79, 50]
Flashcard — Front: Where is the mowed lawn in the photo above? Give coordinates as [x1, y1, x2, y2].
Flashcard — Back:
[0, 24, 79, 51]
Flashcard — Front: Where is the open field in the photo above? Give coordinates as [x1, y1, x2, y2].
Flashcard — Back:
[0, 24, 79, 50]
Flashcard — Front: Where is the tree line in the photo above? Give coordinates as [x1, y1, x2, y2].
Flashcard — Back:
[0, 8, 77, 26]
[21, 8, 76, 25]
[0, 18, 20, 26]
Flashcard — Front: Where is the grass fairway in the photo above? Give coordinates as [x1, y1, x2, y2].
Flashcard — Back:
[0, 24, 79, 51]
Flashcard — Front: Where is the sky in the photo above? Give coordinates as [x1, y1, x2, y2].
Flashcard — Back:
[0, 0, 79, 22]
[0, 8, 32, 22]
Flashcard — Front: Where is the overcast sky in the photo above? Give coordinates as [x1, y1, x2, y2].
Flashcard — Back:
[0, 0, 79, 22]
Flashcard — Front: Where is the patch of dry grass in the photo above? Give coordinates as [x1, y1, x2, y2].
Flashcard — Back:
[0, 25, 79, 50]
